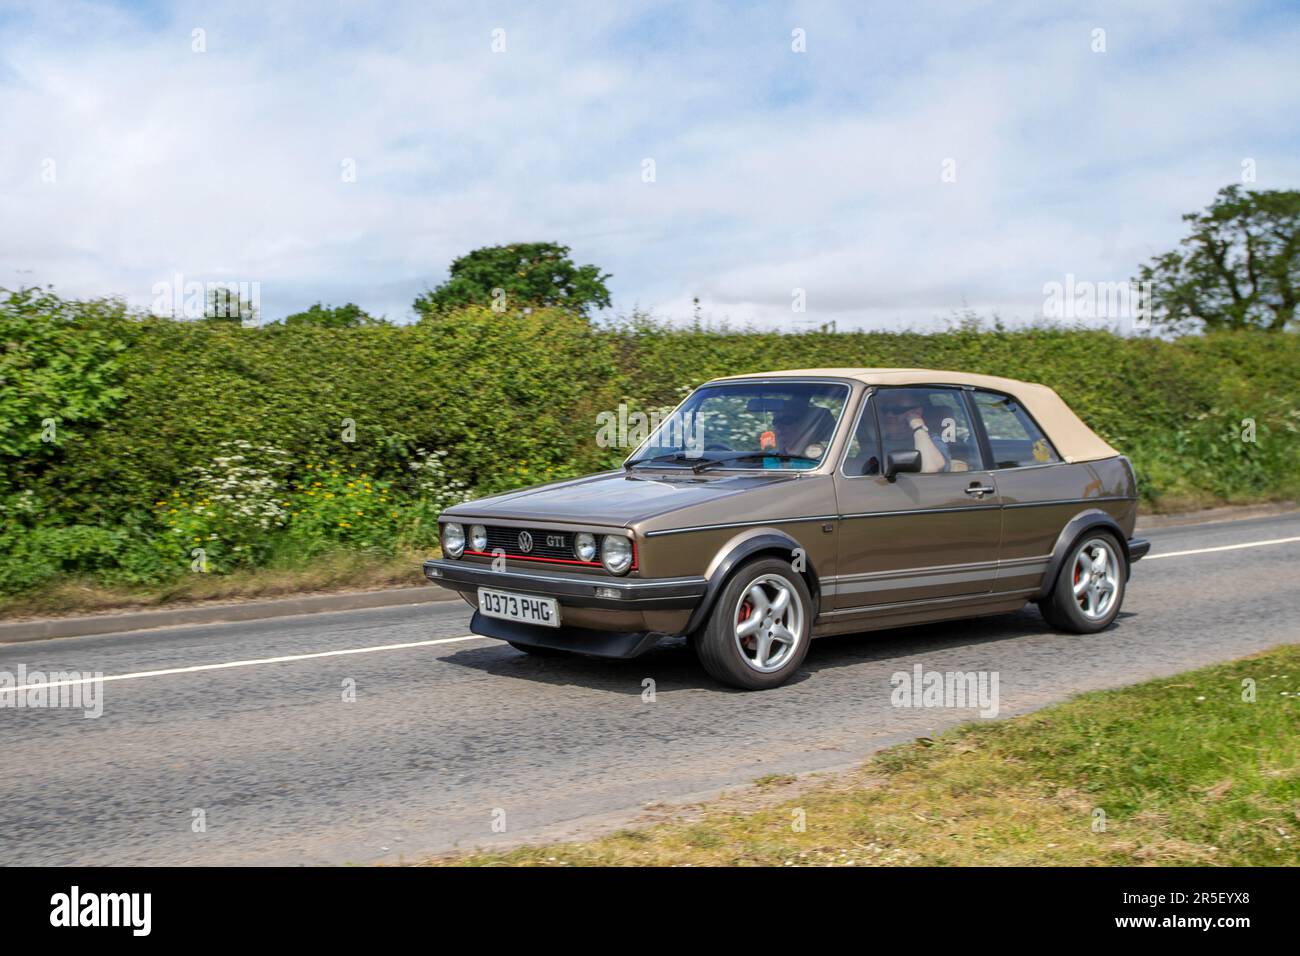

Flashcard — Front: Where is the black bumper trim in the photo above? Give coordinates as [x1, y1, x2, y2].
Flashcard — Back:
[470, 611, 666, 659]
[422, 559, 706, 610]
[1128, 537, 1151, 562]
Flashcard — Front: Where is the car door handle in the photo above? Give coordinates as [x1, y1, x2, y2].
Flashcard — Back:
[964, 484, 996, 498]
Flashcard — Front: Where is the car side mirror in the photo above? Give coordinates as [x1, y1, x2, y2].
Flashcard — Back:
[884, 450, 922, 481]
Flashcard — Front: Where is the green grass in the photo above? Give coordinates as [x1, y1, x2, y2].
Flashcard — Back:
[424, 645, 1300, 866]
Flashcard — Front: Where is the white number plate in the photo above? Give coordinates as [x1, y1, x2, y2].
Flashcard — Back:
[477, 588, 561, 628]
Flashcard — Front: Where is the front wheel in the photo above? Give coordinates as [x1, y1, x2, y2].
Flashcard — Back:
[693, 558, 812, 690]
[1037, 532, 1126, 633]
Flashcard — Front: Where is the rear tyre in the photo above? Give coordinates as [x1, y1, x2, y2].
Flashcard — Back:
[1037, 532, 1126, 633]
[506, 641, 569, 657]
[694, 558, 812, 690]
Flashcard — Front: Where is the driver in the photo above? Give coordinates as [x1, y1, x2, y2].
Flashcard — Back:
[771, 394, 835, 459]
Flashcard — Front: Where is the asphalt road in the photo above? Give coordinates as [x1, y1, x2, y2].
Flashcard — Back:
[2, 513, 1298, 866]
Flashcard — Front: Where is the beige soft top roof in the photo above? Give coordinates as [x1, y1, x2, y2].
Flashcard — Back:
[710, 368, 1120, 464]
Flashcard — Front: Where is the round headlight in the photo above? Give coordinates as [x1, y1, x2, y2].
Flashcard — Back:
[601, 534, 633, 575]
[574, 532, 597, 563]
[469, 524, 487, 552]
[442, 522, 465, 558]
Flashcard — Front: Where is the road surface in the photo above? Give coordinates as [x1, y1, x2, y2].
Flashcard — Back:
[1, 513, 1297, 865]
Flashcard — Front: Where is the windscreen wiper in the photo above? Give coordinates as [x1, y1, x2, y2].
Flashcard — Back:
[693, 452, 820, 472]
[625, 452, 726, 472]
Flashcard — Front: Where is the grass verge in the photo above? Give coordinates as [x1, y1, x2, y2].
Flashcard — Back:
[0, 549, 435, 620]
[425, 645, 1300, 866]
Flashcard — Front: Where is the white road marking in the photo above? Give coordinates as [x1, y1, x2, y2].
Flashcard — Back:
[0, 634, 486, 695]
[3, 534, 1297, 697]
[1142, 535, 1300, 561]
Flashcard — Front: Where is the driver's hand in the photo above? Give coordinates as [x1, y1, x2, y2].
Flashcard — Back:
[905, 408, 926, 431]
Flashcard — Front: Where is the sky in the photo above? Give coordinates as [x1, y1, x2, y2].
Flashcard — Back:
[1, 0, 1298, 329]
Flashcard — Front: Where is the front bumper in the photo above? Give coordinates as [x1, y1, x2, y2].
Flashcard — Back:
[422, 558, 708, 657]
[422, 559, 706, 610]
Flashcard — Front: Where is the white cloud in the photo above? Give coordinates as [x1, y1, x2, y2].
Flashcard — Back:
[0, 0, 1297, 328]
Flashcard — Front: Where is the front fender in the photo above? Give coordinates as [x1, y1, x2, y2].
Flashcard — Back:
[1037, 509, 1131, 599]
[684, 528, 820, 635]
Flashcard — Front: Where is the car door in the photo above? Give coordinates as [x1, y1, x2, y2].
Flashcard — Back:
[830, 386, 1003, 610]
[967, 387, 1097, 595]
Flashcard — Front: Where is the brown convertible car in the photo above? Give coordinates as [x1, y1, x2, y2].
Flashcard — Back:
[424, 369, 1150, 689]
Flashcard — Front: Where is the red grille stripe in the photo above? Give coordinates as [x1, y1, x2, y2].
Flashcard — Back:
[463, 541, 638, 571]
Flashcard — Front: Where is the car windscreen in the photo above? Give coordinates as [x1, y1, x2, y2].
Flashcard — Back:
[628, 381, 850, 470]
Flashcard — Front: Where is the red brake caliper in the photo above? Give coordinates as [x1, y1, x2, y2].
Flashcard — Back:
[738, 600, 754, 647]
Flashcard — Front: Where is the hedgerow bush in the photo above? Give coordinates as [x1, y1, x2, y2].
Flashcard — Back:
[1, 288, 1296, 597]
[151, 448, 471, 573]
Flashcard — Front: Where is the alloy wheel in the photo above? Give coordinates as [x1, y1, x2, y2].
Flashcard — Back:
[732, 574, 804, 673]
[1072, 537, 1119, 621]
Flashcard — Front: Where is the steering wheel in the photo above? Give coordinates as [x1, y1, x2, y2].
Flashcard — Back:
[704, 442, 734, 452]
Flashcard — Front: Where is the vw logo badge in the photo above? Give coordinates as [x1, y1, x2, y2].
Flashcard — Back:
[517, 531, 533, 553]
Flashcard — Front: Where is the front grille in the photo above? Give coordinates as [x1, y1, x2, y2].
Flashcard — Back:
[464, 524, 637, 570]
[479, 525, 586, 562]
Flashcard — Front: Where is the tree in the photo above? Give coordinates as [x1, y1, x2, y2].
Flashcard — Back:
[1136, 186, 1300, 332]
[414, 242, 612, 319]
[204, 285, 259, 326]
[282, 302, 383, 327]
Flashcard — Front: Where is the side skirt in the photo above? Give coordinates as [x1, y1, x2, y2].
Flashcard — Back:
[812, 589, 1036, 637]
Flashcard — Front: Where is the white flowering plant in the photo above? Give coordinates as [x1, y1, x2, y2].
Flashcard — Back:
[154, 441, 293, 570]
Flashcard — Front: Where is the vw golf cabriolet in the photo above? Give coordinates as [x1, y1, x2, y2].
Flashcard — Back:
[424, 369, 1149, 690]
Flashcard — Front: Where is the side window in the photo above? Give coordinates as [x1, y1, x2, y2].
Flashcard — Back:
[841, 395, 881, 476]
[876, 387, 980, 473]
[972, 391, 1061, 468]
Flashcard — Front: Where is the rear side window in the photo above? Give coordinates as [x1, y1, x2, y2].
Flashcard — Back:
[972, 391, 1060, 468]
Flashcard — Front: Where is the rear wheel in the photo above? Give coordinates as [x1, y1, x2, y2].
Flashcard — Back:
[1037, 532, 1126, 633]
[694, 558, 812, 690]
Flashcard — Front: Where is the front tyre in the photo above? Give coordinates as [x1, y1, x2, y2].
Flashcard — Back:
[1037, 532, 1126, 633]
[694, 558, 812, 690]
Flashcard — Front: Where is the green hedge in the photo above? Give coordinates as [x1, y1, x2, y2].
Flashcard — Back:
[2, 290, 1297, 595]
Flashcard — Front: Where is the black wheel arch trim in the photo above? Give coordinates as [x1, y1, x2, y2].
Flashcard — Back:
[684, 530, 820, 635]
[1037, 510, 1134, 599]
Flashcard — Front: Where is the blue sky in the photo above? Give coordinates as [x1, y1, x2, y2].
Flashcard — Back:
[1, 0, 1298, 328]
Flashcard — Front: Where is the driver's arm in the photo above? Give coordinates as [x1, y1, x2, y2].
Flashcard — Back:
[907, 413, 946, 473]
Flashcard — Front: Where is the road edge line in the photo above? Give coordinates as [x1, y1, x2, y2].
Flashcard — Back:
[0, 585, 456, 644]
